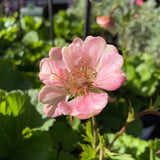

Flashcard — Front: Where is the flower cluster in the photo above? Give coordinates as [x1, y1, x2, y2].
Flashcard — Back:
[39, 36, 126, 119]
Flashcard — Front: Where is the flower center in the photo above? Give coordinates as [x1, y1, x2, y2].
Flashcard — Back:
[64, 65, 97, 96]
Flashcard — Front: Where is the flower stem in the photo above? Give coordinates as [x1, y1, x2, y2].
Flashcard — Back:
[107, 121, 131, 150]
[134, 110, 160, 119]
[99, 148, 103, 160]
[92, 116, 97, 149]
[107, 110, 160, 149]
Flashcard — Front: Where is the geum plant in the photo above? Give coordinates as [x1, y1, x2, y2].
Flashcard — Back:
[38, 36, 160, 159]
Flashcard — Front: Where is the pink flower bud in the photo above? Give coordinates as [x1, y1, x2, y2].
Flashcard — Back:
[136, 0, 143, 6]
[156, 150, 160, 154]
[96, 15, 115, 30]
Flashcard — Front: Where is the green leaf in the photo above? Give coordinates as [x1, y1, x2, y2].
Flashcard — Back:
[0, 59, 33, 91]
[127, 99, 135, 123]
[6, 90, 26, 116]
[123, 10, 131, 24]
[34, 17, 43, 30]
[0, 90, 27, 117]
[125, 65, 136, 81]
[26, 89, 55, 130]
[66, 116, 81, 131]
[12, 130, 53, 160]
[22, 127, 33, 139]
[97, 98, 128, 132]
[0, 89, 55, 159]
[148, 139, 160, 160]
[82, 120, 93, 144]
[21, 16, 42, 31]
[104, 148, 135, 160]
[21, 16, 35, 31]
[80, 144, 95, 160]
[22, 30, 39, 44]
[49, 120, 81, 153]
[0, 101, 7, 115]
[105, 133, 149, 160]
[126, 119, 142, 137]
[57, 151, 77, 160]
[136, 63, 151, 82]
[98, 133, 105, 148]
[153, 95, 160, 108]
[54, 38, 69, 47]
[85, 120, 93, 142]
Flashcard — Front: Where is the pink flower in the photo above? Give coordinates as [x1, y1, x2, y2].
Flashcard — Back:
[134, 13, 140, 18]
[136, 0, 143, 6]
[96, 15, 115, 30]
[39, 36, 126, 119]
[156, 150, 160, 154]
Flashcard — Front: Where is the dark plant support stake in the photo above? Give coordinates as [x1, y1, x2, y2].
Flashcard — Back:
[10, 0, 13, 15]
[83, 0, 91, 40]
[17, 0, 22, 39]
[48, 0, 54, 46]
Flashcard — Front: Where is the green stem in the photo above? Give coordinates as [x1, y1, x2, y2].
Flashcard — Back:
[150, 147, 155, 160]
[107, 121, 131, 150]
[99, 148, 103, 160]
[107, 110, 160, 149]
[92, 116, 97, 150]
[134, 110, 160, 119]
[92, 116, 103, 160]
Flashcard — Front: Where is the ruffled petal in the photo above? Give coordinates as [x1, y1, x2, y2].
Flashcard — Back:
[94, 71, 126, 91]
[40, 58, 50, 71]
[72, 37, 84, 47]
[97, 52, 124, 74]
[103, 44, 119, 56]
[40, 47, 65, 71]
[94, 51, 126, 91]
[38, 85, 67, 103]
[62, 39, 84, 71]
[39, 85, 67, 117]
[49, 47, 66, 68]
[84, 36, 107, 68]
[43, 104, 62, 117]
[58, 92, 108, 119]
[49, 47, 62, 60]
[39, 60, 67, 86]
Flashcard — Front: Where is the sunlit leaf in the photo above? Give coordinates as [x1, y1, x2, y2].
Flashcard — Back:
[22, 30, 39, 44]
[80, 144, 95, 160]
[104, 148, 135, 160]
[0, 89, 55, 159]
[153, 95, 160, 108]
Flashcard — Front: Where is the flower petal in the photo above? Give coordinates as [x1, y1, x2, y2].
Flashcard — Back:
[94, 71, 126, 91]
[39, 60, 67, 86]
[58, 93, 108, 119]
[84, 36, 107, 68]
[43, 104, 62, 117]
[97, 52, 124, 73]
[72, 37, 84, 47]
[39, 85, 67, 117]
[62, 40, 84, 71]
[49, 47, 66, 68]
[49, 47, 62, 60]
[94, 51, 126, 91]
[103, 44, 119, 55]
[39, 85, 67, 103]
[40, 47, 65, 71]
[39, 58, 50, 71]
